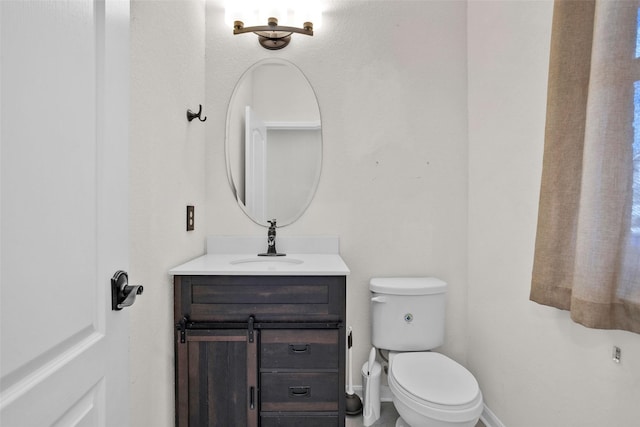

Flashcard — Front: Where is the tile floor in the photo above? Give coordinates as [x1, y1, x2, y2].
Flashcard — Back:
[345, 402, 486, 427]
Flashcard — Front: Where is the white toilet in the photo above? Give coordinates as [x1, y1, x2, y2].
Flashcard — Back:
[370, 277, 483, 427]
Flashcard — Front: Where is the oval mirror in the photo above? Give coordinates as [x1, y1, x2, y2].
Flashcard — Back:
[225, 58, 322, 227]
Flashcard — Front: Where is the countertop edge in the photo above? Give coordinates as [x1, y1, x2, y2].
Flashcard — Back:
[169, 253, 350, 276]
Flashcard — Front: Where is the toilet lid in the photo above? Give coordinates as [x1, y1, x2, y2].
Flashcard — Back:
[390, 352, 480, 406]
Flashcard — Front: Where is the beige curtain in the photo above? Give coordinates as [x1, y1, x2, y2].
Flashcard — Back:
[531, 0, 640, 334]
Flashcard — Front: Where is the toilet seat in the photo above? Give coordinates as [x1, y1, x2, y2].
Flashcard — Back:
[388, 352, 483, 423]
[391, 352, 480, 406]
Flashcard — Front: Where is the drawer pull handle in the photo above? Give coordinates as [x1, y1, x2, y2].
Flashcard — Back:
[288, 344, 311, 354]
[249, 386, 255, 409]
[288, 386, 311, 398]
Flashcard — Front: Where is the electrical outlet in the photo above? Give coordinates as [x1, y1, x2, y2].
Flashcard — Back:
[613, 346, 621, 363]
[186, 205, 195, 231]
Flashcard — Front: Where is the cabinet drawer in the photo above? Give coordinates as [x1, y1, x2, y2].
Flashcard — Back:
[261, 329, 339, 370]
[261, 415, 339, 427]
[261, 372, 339, 411]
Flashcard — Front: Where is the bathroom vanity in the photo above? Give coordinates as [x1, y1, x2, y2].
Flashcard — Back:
[170, 237, 349, 427]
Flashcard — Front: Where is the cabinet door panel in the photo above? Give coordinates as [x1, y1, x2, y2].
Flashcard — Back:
[176, 330, 258, 427]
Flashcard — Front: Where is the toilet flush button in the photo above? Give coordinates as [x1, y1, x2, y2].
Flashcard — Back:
[404, 313, 413, 323]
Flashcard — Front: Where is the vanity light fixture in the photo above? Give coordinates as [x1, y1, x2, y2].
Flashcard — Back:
[233, 17, 313, 50]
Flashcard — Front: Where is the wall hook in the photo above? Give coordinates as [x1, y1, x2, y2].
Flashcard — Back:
[187, 104, 207, 122]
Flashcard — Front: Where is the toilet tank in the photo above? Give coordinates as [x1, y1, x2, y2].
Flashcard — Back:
[370, 277, 447, 351]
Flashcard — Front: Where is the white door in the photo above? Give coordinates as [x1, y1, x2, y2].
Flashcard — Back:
[0, 1, 132, 426]
[245, 105, 268, 223]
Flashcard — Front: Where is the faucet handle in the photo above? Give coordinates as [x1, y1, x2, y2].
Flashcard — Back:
[259, 219, 285, 256]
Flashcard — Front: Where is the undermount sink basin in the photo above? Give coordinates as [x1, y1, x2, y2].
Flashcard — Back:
[230, 257, 304, 265]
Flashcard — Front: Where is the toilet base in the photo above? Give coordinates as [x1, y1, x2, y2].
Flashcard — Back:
[393, 398, 480, 427]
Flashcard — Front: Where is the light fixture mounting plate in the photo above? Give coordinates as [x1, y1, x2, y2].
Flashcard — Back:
[258, 34, 292, 50]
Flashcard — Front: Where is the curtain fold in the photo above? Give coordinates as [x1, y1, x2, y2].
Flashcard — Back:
[531, 0, 640, 334]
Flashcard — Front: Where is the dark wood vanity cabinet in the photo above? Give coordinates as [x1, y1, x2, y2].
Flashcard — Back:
[174, 275, 346, 427]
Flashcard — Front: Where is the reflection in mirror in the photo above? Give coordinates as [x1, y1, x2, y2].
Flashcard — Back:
[226, 58, 322, 226]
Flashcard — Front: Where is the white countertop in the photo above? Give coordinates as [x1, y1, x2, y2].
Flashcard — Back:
[169, 236, 350, 276]
[169, 253, 350, 276]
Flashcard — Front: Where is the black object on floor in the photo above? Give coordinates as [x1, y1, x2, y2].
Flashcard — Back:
[345, 328, 363, 415]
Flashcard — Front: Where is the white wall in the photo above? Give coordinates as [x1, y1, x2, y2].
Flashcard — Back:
[467, 1, 640, 426]
[129, 1, 207, 426]
[205, 0, 469, 379]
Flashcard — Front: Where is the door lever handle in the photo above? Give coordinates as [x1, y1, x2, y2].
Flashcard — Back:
[111, 270, 144, 310]
[118, 285, 143, 309]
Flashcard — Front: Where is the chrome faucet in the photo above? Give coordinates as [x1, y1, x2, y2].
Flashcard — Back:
[258, 219, 286, 256]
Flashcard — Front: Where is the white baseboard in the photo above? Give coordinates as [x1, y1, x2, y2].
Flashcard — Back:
[351, 385, 364, 399]
[480, 404, 506, 427]
[352, 385, 506, 427]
